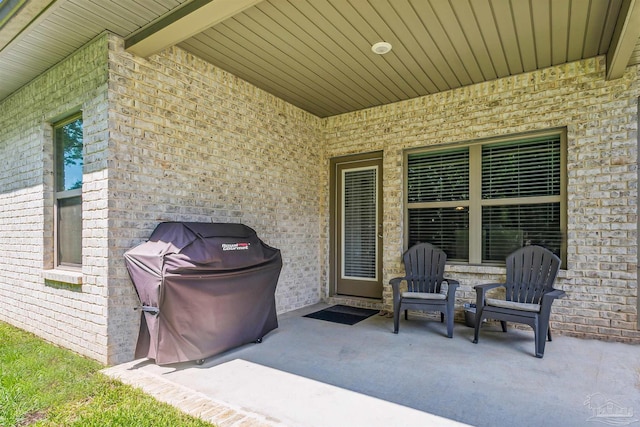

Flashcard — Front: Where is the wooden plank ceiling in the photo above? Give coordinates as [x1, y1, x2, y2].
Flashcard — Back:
[1, 0, 640, 117]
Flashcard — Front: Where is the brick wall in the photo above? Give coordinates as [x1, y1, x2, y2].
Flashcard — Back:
[323, 57, 639, 342]
[0, 33, 325, 364]
[105, 36, 324, 363]
[1, 32, 638, 365]
[0, 34, 111, 362]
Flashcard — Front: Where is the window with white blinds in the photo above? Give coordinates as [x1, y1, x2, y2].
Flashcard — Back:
[406, 131, 566, 265]
[342, 167, 377, 279]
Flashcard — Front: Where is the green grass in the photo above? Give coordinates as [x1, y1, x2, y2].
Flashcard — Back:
[0, 321, 213, 427]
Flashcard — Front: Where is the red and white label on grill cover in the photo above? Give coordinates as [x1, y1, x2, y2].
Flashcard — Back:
[221, 243, 251, 251]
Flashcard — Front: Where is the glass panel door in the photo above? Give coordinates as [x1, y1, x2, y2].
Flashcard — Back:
[342, 167, 378, 280]
[333, 155, 383, 298]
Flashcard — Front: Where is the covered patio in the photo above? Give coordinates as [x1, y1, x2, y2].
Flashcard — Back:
[0, 0, 638, 370]
[104, 304, 640, 427]
[1, 1, 637, 424]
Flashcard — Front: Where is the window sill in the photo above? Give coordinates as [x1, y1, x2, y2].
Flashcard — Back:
[446, 264, 505, 275]
[445, 264, 568, 279]
[42, 269, 83, 285]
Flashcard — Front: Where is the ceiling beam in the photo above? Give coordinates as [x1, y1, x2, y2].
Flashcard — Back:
[606, 0, 640, 80]
[125, 0, 263, 58]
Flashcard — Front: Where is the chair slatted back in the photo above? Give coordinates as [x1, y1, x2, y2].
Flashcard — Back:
[505, 246, 561, 304]
[402, 243, 447, 294]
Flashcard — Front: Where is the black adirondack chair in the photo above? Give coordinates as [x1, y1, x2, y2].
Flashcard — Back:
[390, 243, 459, 338]
[473, 245, 565, 358]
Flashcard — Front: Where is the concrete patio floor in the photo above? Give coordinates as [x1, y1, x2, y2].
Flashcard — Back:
[103, 304, 640, 427]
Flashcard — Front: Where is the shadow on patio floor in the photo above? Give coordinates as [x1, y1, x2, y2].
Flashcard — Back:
[104, 304, 640, 427]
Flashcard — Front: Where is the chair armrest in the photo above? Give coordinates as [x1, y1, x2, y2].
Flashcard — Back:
[443, 278, 459, 288]
[389, 277, 406, 289]
[545, 289, 566, 299]
[540, 289, 566, 312]
[474, 283, 503, 291]
[443, 278, 459, 298]
[474, 283, 504, 307]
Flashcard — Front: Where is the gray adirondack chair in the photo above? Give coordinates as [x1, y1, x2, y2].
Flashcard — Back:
[472, 245, 565, 358]
[390, 243, 459, 338]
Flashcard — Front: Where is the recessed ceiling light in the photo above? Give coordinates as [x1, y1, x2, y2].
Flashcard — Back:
[371, 41, 392, 55]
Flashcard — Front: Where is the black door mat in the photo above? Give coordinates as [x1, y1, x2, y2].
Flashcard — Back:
[303, 305, 379, 325]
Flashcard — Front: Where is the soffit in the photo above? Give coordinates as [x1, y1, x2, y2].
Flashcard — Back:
[1, 0, 639, 118]
[178, 0, 626, 117]
[0, 0, 191, 100]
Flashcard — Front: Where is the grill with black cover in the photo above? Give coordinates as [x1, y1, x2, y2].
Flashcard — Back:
[125, 222, 282, 365]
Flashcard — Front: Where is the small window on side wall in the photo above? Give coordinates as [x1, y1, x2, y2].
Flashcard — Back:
[54, 114, 83, 268]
